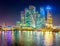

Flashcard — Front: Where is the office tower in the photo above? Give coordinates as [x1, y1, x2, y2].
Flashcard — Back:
[20, 11, 26, 27]
[35, 12, 40, 28]
[25, 8, 30, 27]
[36, 13, 43, 28]
[20, 11, 25, 24]
[40, 8, 45, 27]
[30, 13, 36, 28]
[29, 5, 36, 28]
[46, 10, 53, 27]
[47, 10, 52, 24]
[40, 7, 45, 18]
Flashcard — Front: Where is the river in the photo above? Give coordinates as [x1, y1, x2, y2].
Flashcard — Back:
[0, 30, 60, 46]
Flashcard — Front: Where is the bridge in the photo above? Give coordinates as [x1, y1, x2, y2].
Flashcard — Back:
[0, 26, 60, 32]
[0, 26, 36, 31]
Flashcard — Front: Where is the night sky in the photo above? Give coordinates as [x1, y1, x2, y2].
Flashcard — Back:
[0, 0, 60, 26]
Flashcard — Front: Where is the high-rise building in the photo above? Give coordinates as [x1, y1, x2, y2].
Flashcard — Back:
[47, 10, 52, 24]
[40, 7, 46, 27]
[25, 8, 31, 27]
[46, 10, 53, 27]
[40, 7, 45, 18]
[19, 5, 51, 29]
[29, 5, 36, 28]
[30, 14, 36, 28]
[20, 11, 25, 25]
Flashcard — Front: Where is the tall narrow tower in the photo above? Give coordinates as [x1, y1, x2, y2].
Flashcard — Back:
[46, 6, 53, 27]
[25, 8, 30, 27]
[29, 5, 36, 28]
[40, 7, 45, 28]
[47, 10, 52, 24]
[20, 11, 25, 24]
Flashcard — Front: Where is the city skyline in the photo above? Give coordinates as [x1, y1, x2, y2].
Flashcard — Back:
[0, 0, 60, 26]
[0, 1, 60, 46]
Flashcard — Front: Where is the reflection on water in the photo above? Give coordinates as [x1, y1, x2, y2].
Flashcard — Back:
[0, 31, 2, 46]
[44, 32, 53, 46]
[0, 31, 60, 46]
[56, 32, 60, 46]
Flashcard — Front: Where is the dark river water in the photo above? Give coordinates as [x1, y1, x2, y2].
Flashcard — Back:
[0, 31, 60, 46]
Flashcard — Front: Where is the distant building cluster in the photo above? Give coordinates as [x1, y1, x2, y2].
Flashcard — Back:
[1, 5, 60, 31]
[1, 5, 53, 29]
[16, 5, 47, 28]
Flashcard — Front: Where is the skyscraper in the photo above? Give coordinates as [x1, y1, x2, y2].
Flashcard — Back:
[46, 9, 53, 28]
[20, 11, 25, 24]
[19, 5, 52, 29]
[29, 5, 36, 28]
[25, 8, 30, 27]
[47, 10, 52, 24]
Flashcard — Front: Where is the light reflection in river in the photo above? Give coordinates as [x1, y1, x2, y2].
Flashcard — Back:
[0, 31, 60, 46]
[44, 32, 53, 46]
[56, 32, 60, 46]
[0, 31, 2, 46]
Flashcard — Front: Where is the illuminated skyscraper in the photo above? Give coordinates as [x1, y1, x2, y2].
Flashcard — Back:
[30, 13, 36, 28]
[20, 11, 27, 26]
[35, 7, 45, 28]
[16, 11, 26, 27]
[29, 5, 36, 28]
[25, 8, 30, 26]
[40, 7, 45, 18]
[40, 7, 45, 28]
[20, 11, 25, 24]
[19, 5, 52, 28]
[46, 6, 53, 28]
[47, 10, 52, 24]
[29, 5, 45, 28]
[35, 12, 41, 28]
